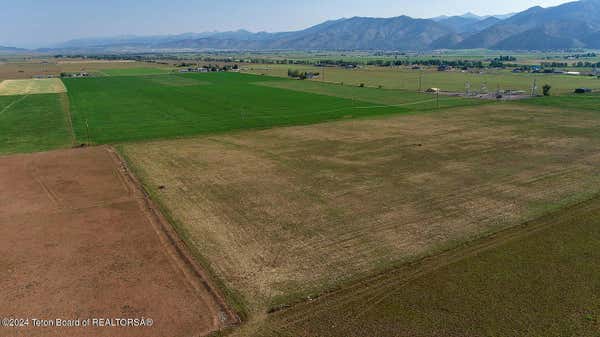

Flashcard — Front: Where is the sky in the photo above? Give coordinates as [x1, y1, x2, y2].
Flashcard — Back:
[0, 0, 572, 48]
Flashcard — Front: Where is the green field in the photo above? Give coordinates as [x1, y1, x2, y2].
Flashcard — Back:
[525, 92, 600, 111]
[64, 72, 481, 144]
[100, 67, 174, 76]
[0, 93, 73, 155]
[257, 194, 600, 337]
[256, 79, 483, 108]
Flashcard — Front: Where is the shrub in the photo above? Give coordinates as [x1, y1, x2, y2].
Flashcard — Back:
[543, 84, 552, 96]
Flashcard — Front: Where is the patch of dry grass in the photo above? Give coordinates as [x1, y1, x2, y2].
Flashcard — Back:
[0, 78, 66, 96]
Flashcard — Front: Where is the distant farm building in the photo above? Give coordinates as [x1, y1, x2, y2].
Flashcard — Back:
[574, 88, 592, 94]
[61, 72, 89, 78]
[180, 67, 209, 73]
[304, 72, 320, 79]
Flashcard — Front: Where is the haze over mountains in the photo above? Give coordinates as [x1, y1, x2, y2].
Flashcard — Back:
[3, 0, 600, 53]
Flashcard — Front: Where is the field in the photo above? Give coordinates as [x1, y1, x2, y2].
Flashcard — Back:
[255, 80, 483, 107]
[257, 194, 600, 337]
[525, 92, 600, 111]
[2, 60, 600, 337]
[204, 50, 600, 66]
[0, 78, 66, 95]
[0, 58, 170, 80]
[121, 102, 600, 328]
[100, 67, 175, 76]
[0, 93, 73, 155]
[63, 72, 479, 144]
[0, 146, 237, 336]
[244, 64, 600, 94]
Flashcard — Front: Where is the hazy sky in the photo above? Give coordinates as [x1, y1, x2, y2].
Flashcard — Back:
[1, 0, 571, 48]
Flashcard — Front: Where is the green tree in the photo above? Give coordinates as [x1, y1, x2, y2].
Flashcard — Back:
[543, 84, 552, 96]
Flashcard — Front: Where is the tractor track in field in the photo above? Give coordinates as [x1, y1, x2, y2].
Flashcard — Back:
[59, 91, 76, 146]
[0, 94, 29, 115]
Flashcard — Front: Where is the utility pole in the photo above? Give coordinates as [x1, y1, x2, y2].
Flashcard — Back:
[531, 79, 538, 97]
[436, 89, 440, 109]
[418, 70, 423, 92]
[465, 81, 471, 97]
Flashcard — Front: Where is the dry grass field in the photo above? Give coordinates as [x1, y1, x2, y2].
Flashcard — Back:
[121, 102, 600, 324]
[0, 59, 170, 80]
[0, 78, 66, 95]
[257, 194, 600, 337]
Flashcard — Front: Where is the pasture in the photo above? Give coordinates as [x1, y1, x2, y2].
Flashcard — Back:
[525, 92, 600, 112]
[121, 102, 600, 326]
[63, 72, 479, 144]
[244, 64, 600, 94]
[100, 67, 175, 76]
[255, 80, 483, 108]
[0, 93, 73, 155]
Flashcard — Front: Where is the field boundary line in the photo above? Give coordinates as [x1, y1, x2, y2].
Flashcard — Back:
[107, 146, 241, 329]
[59, 91, 76, 146]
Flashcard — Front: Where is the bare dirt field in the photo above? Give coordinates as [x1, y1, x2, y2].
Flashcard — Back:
[0, 78, 66, 96]
[0, 146, 237, 337]
[121, 102, 600, 325]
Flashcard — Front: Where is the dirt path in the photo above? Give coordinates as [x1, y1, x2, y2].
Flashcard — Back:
[0, 146, 237, 337]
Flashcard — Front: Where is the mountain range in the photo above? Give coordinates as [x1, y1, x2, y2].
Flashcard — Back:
[0, 46, 28, 54]
[4, 0, 600, 53]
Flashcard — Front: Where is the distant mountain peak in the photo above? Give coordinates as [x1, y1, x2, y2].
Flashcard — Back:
[24, 0, 600, 53]
[461, 12, 483, 19]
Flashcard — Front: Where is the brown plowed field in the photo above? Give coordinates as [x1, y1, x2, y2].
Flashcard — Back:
[0, 146, 236, 337]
